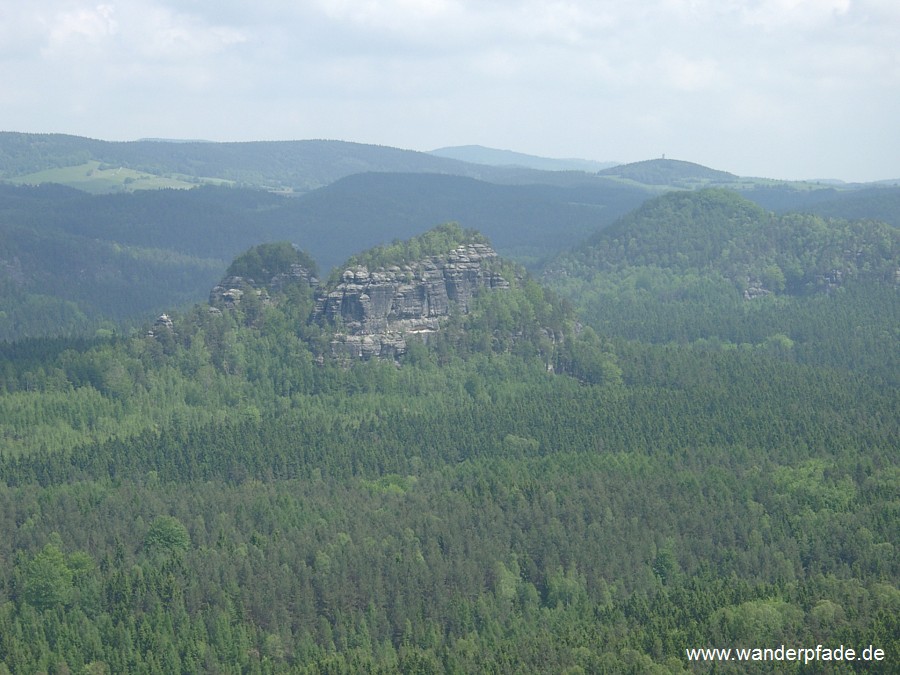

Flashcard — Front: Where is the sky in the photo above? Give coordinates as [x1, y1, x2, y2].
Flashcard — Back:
[1, 0, 898, 182]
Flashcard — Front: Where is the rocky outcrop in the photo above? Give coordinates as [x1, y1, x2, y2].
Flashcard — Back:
[209, 263, 318, 309]
[743, 278, 772, 300]
[147, 313, 174, 338]
[316, 242, 509, 358]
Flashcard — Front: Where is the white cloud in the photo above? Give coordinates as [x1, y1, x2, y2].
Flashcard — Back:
[42, 3, 118, 56]
[128, 6, 246, 60]
[0, 0, 897, 179]
[30, 2, 246, 62]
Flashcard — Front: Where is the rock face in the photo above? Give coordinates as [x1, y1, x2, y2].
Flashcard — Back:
[315, 242, 509, 359]
[742, 278, 772, 301]
[147, 313, 175, 338]
[209, 263, 318, 309]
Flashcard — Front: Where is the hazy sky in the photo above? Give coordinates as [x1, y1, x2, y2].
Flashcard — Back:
[2, 0, 898, 181]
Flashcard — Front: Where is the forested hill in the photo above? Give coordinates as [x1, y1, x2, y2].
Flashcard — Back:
[3, 132, 891, 201]
[787, 186, 900, 228]
[597, 158, 739, 187]
[549, 188, 898, 296]
[0, 223, 897, 671]
[306, 224, 581, 364]
[735, 184, 900, 225]
[0, 133, 614, 194]
[544, 189, 899, 376]
[0, 184, 282, 341]
[0, 133, 494, 193]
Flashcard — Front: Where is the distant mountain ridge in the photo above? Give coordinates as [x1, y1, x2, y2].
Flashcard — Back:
[0, 133, 619, 194]
[1, 132, 892, 196]
[429, 145, 618, 172]
[0, 132, 485, 193]
[597, 158, 738, 186]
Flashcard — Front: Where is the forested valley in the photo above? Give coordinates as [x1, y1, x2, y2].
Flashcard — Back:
[0, 188, 897, 673]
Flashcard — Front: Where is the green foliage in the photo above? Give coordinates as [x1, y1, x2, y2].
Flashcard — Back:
[544, 189, 900, 385]
[711, 599, 805, 645]
[23, 543, 74, 610]
[550, 188, 897, 295]
[0, 187, 228, 340]
[225, 241, 319, 282]
[0, 218, 896, 672]
[559, 326, 623, 385]
[144, 516, 191, 556]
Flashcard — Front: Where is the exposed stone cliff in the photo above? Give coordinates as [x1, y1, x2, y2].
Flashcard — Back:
[209, 262, 318, 310]
[315, 242, 509, 358]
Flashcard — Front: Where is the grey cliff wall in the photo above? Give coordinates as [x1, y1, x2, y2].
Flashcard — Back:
[315, 242, 509, 358]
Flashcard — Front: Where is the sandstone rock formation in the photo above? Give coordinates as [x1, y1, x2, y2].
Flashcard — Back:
[315, 242, 509, 359]
[209, 263, 318, 310]
[147, 313, 174, 338]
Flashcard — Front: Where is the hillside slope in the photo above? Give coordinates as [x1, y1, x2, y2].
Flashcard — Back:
[544, 188, 899, 375]
[283, 172, 651, 267]
[551, 188, 897, 292]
